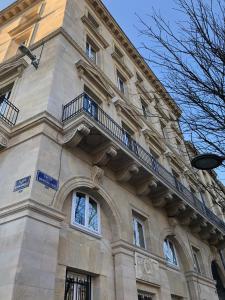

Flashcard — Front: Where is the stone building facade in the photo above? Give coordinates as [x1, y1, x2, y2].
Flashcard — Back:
[0, 0, 225, 299]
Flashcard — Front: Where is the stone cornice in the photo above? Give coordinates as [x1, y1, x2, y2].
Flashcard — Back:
[185, 271, 216, 287]
[0, 0, 42, 26]
[0, 58, 28, 82]
[86, 0, 181, 118]
[0, 199, 65, 227]
[81, 14, 109, 49]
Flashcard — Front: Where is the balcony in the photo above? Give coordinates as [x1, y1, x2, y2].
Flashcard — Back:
[62, 93, 225, 248]
[0, 98, 19, 127]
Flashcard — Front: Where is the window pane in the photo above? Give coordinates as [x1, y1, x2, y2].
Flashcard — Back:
[137, 221, 145, 248]
[133, 218, 137, 245]
[74, 193, 86, 226]
[163, 239, 178, 266]
[88, 198, 98, 232]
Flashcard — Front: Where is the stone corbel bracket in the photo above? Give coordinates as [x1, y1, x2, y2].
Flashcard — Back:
[151, 190, 174, 208]
[0, 132, 8, 149]
[136, 177, 158, 196]
[63, 123, 91, 147]
[93, 142, 118, 167]
[117, 162, 139, 182]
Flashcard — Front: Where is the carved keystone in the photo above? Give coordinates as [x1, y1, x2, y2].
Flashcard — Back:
[63, 123, 91, 147]
[117, 163, 139, 182]
[93, 142, 117, 166]
[91, 165, 104, 187]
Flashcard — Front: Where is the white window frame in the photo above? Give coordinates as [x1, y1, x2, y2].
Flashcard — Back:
[86, 40, 97, 64]
[163, 238, 179, 267]
[133, 216, 146, 248]
[71, 191, 101, 235]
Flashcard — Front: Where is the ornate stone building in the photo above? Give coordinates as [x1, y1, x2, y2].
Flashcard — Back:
[0, 0, 225, 299]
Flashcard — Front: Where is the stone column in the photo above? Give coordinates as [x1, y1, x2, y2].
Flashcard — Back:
[0, 200, 64, 300]
[112, 244, 137, 300]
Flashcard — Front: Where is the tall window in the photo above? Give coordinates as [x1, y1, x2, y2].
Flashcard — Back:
[65, 270, 91, 300]
[163, 238, 178, 266]
[133, 215, 145, 248]
[117, 71, 126, 94]
[86, 38, 98, 63]
[192, 246, 202, 273]
[71, 192, 100, 234]
[160, 121, 167, 139]
[141, 99, 149, 119]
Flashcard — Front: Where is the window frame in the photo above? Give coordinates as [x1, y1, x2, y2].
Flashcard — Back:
[86, 37, 98, 64]
[117, 70, 126, 94]
[192, 246, 202, 274]
[163, 238, 179, 267]
[133, 215, 146, 249]
[71, 191, 101, 235]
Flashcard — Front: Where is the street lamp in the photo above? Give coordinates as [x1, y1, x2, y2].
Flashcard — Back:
[18, 44, 39, 69]
[191, 153, 225, 170]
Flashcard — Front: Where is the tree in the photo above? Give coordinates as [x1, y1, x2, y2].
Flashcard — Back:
[138, 0, 225, 159]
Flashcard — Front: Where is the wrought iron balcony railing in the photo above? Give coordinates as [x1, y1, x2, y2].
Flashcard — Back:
[0, 98, 19, 126]
[62, 93, 225, 234]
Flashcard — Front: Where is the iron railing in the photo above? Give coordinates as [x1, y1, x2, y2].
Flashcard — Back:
[62, 93, 225, 234]
[64, 271, 91, 300]
[0, 98, 19, 126]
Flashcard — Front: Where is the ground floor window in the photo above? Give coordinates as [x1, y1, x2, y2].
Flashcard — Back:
[64, 270, 91, 300]
[138, 290, 153, 300]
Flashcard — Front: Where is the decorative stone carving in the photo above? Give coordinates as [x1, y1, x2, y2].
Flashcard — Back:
[91, 165, 104, 187]
[166, 200, 186, 217]
[0, 133, 8, 149]
[63, 123, 91, 147]
[136, 178, 158, 196]
[117, 163, 139, 182]
[135, 252, 160, 286]
[152, 191, 174, 208]
[178, 209, 197, 225]
[93, 142, 117, 166]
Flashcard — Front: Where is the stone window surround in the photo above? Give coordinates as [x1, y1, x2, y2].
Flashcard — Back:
[163, 238, 179, 267]
[86, 36, 98, 64]
[132, 213, 146, 249]
[191, 245, 203, 274]
[71, 191, 101, 236]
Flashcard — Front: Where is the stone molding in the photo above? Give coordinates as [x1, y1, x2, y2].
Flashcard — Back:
[0, 132, 8, 149]
[0, 58, 28, 83]
[111, 51, 133, 79]
[81, 15, 109, 49]
[76, 59, 115, 100]
[0, 199, 65, 228]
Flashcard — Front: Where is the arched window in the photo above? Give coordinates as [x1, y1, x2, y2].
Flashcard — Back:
[163, 238, 178, 266]
[71, 191, 100, 234]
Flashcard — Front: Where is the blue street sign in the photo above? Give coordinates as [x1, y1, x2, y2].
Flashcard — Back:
[14, 176, 31, 192]
[36, 170, 58, 191]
